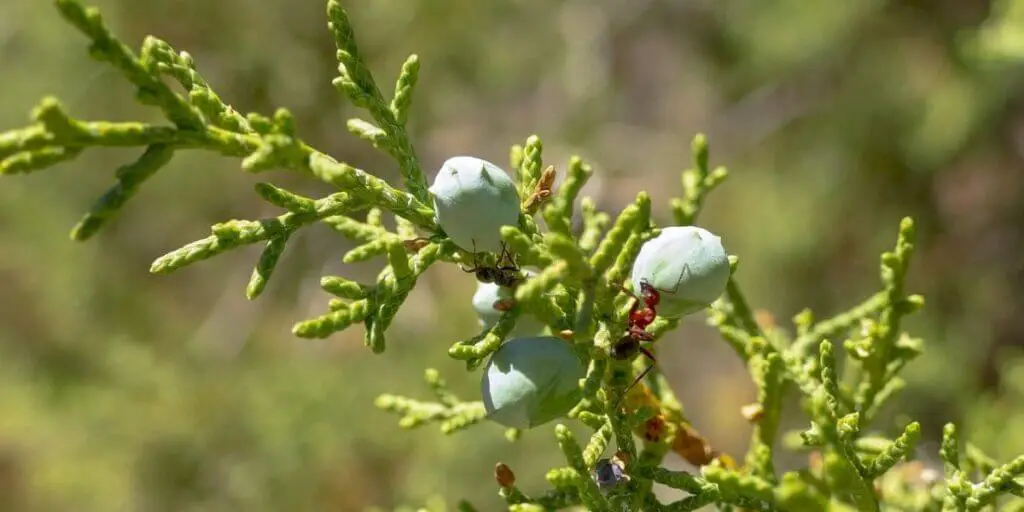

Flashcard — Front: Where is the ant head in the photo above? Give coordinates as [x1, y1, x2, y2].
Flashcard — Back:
[476, 267, 498, 283]
[638, 279, 661, 308]
[611, 336, 640, 360]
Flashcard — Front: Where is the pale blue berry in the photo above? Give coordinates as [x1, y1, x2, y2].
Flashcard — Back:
[429, 156, 521, 253]
[631, 226, 730, 318]
[480, 336, 585, 429]
[472, 271, 545, 337]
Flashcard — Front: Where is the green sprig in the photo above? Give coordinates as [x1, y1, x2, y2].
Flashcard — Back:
[5, 2, 1024, 511]
[517, 135, 544, 200]
[375, 370, 488, 434]
[151, 191, 358, 275]
[326, 0, 427, 202]
[866, 422, 921, 478]
[448, 308, 521, 363]
[542, 156, 591, 236]
[672, 133, 729, 226]
[554, 424, 610, 511]
[855, 217, 919, 421]
[745, 352, 785, 481]
[970, 455, 1024, 509]
[701, 464, 777, 508]
[589, 198, 646, 277]
[71, 143, 175, 241]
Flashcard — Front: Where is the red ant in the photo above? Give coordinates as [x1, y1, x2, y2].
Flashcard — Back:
[610, 278, 662, 406]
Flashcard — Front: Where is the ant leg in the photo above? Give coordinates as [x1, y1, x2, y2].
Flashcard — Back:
[459, 241, 483, 273]
[612, 346, 658, 410]
[497, 241, 518, 270]
[628, 326, 655, 342]
[616, 282, 641, 307]
[651, 263, 691, 295]
[629, 363, 655, 396]
[618, 284, 647, 321]
[638, 345, 657, 363]
[495, 248, 512, 270]
[612, 362, 655, 411]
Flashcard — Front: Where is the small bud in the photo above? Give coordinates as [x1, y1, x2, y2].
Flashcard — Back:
[537, 165, 556, 191]
[631, 225, 730, 318]
[523, 190, 551, 211]
[495, 462, 516, 488]
[741, 403, 765, 423]
[643, 415, 667, 442]
[672, 423, 718, 467]
[402, 237, 430, 252]
[504, 428, 521, 442]
[808, 451, 823, 472]
[523, 165, 557, 211]
[472, 273, 544, 337]
[480, 336, 585, 429]
[612, 450, 631, 467]
[754, 309, 775, 330]
[429, 156, 521, 253]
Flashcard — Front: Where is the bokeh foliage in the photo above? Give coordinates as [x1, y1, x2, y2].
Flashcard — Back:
[1, 0, 1024, 510]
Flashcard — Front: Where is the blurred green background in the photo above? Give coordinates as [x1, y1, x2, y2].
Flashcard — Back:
[2, 0, 1024, 510]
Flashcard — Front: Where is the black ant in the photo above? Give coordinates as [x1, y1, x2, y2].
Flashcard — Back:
[459, 241, 524, 288]
[610, 278, 662, 406]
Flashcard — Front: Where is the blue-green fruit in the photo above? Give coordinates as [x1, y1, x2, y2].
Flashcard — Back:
[472, 271, 545, 337]
[481, 336, 585, 429]
[631, 226, 730, 318]
[429, 156, 521, 253]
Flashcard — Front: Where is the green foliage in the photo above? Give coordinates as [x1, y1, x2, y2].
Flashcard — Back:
[964, 0, 1024, 62]
[3, 1, 1024, 510]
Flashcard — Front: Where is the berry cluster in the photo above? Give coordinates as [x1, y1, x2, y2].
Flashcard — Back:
[427, 156, 730, 430]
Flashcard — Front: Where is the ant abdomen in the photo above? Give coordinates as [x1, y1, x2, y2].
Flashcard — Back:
[494, 272, 521, 288]
[611, 337, 639, 360]
[476, 267, 499, 283]
[459, 241, 523, 288]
